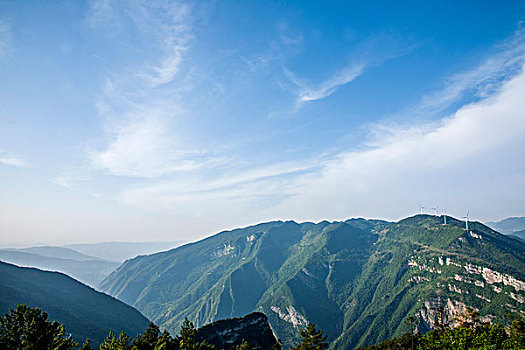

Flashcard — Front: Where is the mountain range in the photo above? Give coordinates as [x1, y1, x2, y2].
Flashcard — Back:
[100, 215, 525, 349]
[0, 247, 119, 287]
[486, 216, 525, 234]
[0, 241, 185, 288]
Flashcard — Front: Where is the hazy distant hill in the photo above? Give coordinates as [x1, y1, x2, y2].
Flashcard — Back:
[0, 249, 119, 287]
[65, 241, 185, 262]
[101, 215, 525, 349]
[509, 229, 525, 242]
[0, 261, 149, 347]
[13, 246, 105, 261]
[486, 216, 525, 234]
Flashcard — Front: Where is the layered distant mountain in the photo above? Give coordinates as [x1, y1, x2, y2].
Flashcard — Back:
[101, 215, 525, 349]
[0, 261, 150, 347]
[486, 216, 525, 234]
[0, 241, 185, 288]
[0, 247, 119, 287]
[65, 241, 185, 262]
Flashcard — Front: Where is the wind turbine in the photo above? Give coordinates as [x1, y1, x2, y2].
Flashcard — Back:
[419, 204, 425, 215]
[430, 205, 439, 216]
[462, 210, 470, 231]
[442, 208, 447, 225]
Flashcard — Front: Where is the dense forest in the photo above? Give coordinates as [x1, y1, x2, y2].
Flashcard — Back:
[1, 305, 523, 350]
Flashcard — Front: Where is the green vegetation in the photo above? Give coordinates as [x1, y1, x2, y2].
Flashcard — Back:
[291, 323, 329, 350]
[2, 305, 523, 350]
[100, 215, 525, 349]
[0, 305, 77, 350]
[0, 306, 277, 350]
[359, 312, 525, 350]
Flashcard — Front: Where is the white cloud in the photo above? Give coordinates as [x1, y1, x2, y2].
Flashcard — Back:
[284, 62, 365, 111]
[0, 150, 26, 167]
[92, 110, 215, 178]
[270, 64, 525, 221]
[409, 27, 525, 118]
[86, 1, 208, 178]
[119, 161, 315, 210]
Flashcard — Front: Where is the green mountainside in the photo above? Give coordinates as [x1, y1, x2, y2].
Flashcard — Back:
[100, 215, 525, 349]
[0, 261, 150, 347]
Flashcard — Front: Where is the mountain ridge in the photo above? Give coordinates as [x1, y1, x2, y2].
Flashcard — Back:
[101, 215, 525, 349]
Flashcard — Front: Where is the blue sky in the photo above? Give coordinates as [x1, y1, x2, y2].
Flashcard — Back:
[1, 1, 525, 245]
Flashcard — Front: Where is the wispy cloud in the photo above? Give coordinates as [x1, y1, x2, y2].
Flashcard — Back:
[119, 161, 316, 210]
[286, 62, 365, 110]
[284, 33, 416, 111]
[85, 0, 212, 179]
[119, 28, 525, 221]
[0, 150, 26, 167]
[409, 26, 525, 118]
[270, 62, 525, 221]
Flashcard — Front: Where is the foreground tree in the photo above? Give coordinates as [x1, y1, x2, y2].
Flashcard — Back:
[0, 304, 77, 350]
[177, 318, 214, 350]
[292, 323, 329, 350]
[359, 314, 525, 350]
[99, 331, 132, 350]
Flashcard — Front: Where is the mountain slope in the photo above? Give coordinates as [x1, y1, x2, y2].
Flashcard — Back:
[0, 261, 150, 347]
[0, 249, 119, 287]
[101, 216, 525, 349]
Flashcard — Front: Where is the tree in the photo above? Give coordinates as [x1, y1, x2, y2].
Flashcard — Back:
[292, 323, 329, 350]
[0, 304, 77, 350]
[177, 318, 214, 350]
[100, 330, 132, 350]
[404, 315, 419, 350]
[232, 339, 256, 350]
[133, 322, 163, 350]
[82, 338, 93, 350]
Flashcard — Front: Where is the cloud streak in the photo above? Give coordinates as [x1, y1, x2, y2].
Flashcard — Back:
[409, 26, 525, 118]
[272, 63, 525, 221]
[86, 0, 209, 179]
[287, 62, 366, 110]
[0, 150, 26, 167]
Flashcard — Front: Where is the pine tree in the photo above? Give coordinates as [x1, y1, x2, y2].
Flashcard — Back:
[100, 330, 132, 350]
[177, 318, 214, 350]
[292, 323, 329, 350]
[0, 304, 77, 350]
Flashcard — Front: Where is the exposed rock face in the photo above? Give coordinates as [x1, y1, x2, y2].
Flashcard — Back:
[195, 312, 279, 349]
[417, 297, 471, 333]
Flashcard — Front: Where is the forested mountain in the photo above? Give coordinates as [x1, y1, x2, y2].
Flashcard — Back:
[101, 215, 525, 349]
[0, 261, 150, 347]
[0, 249, 119, 287]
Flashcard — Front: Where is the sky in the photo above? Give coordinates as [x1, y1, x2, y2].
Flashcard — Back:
[1, 1, 525, 246]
